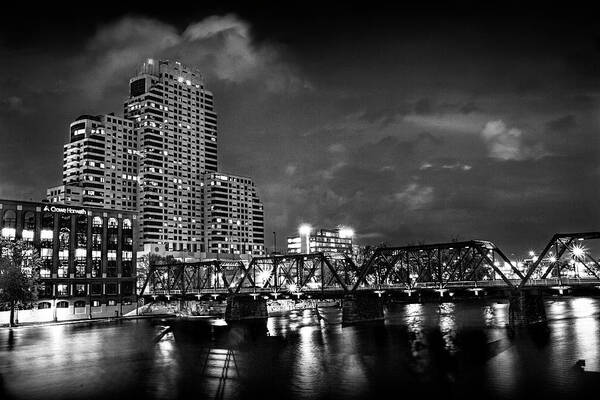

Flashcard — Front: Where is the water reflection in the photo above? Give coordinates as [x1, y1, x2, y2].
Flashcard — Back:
[2, 298, 600, 399]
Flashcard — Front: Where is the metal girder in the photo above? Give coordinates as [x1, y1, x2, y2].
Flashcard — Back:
[520, 232, 600, 287]
[352, 240, 516, 291]
[140, 231, 600, 297]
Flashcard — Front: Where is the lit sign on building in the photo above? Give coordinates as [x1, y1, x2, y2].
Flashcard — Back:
[43, 205, 86, 215]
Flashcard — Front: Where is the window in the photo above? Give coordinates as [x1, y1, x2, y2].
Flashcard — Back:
[59, 227, 70, 250]
[56, 284, 69, 296]
[92, 216, 103, 229]
[91, 258, 101, 277]
[74, 284, 86, 296]
[76, 215, 87, 246]
[121, 281, 133, 295]
[38, 302, 52, 309]
[23, 211, 35, 229]
[105, 283, 117, 295]
[91, 283, 102, 295]
[92, 233, 102, 249]
[108, 217, 118, 229]
[22, 211, 35, 241]
[123, 218, 132, 229]
[92, 300, 101, 307]
[57, 259, 68, 278]
[74, 300, 86, 308]
[74, 258, 86, 277]
[122, 261, 132, 277]
[1, 210, 16, 238]
[108, 233, 118, 249]
[56, 301, 69, 308]
[107, 299, 117, 306]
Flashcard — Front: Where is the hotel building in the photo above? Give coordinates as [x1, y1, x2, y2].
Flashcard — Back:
[0, 199, 137, 318]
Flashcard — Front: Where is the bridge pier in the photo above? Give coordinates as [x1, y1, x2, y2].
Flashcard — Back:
[225, 295, 268, 322]
[342, 294, 384, 325]
[508, 289, 546, 326]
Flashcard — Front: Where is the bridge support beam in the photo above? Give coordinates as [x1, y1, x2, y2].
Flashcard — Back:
[508, 289, 546, 326]
[225, 295, 268, 322]
[342, 294, 384, 325]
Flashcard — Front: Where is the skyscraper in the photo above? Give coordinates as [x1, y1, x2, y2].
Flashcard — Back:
[48, 58, 265, 259]
[123, 59, 218, 254]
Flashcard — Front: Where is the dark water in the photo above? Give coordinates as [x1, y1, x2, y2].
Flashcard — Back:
[1, 297, 600, 400]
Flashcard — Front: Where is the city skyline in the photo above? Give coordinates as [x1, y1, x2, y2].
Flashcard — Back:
[1, 2, 599, 254]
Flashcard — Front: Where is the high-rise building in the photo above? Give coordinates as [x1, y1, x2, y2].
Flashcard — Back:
[47, 58, 265, 259]
[123, 59, 218, 254]
[201, 172, 265, 257]
[287, 226, 354, 255]
[46, 114, 138, 212]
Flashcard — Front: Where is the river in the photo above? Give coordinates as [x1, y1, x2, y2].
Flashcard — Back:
[1, 297, 599, 400]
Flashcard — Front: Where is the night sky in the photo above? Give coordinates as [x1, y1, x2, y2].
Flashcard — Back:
[1, 2, 599, 254]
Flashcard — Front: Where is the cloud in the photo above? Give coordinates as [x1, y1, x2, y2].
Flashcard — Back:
[480, 120, 546, 161]
[77, 14, 306, 100]
[392, 183, 434, 211]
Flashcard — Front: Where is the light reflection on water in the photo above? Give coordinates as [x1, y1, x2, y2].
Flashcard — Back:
[1, 298, 600, 400]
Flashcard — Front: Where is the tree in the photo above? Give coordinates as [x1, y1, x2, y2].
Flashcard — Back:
[0, 239, 42, 327]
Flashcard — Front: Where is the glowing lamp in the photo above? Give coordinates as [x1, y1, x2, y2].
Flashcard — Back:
[299, 224, 312, 236]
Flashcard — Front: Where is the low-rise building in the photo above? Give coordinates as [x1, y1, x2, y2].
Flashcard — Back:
[0, 199, 138, 320]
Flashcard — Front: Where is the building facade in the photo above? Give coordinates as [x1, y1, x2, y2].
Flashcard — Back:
[287, 227, 354, 255]
[124, 59, 217, 254]
[201, 172, 265, 257]
[0, 199, 137, 317]
[46, 114, 138, 212]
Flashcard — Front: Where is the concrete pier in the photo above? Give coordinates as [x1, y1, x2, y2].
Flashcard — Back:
[225, 295, 268, 322]
[342, 294, 384, 325]
[508, 289, 546, 326]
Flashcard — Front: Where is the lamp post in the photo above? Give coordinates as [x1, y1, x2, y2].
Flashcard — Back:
[273, 231, 277, 254]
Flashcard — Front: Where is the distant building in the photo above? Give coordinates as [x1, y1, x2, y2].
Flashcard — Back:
[287, 227, 354, 255]
[0, 198, 137, 317]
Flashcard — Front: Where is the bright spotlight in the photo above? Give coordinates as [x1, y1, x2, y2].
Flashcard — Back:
[288, 283, 298, 293]
[528, 250, 535, 257]
[339, 227, 354, 239]
[299, 224, 312, 236]
[571, 245, 585, 259]
[548, 256, 557, 263]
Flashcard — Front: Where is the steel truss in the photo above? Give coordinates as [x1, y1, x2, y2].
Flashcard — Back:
[520, 232, 600, 287]
[352, 240, 522, 290]
[140, 232, 600, 297]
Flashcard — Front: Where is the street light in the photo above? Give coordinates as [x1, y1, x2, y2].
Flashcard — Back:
[339, 227, 354, 239]
[299, 224, 312, 253]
